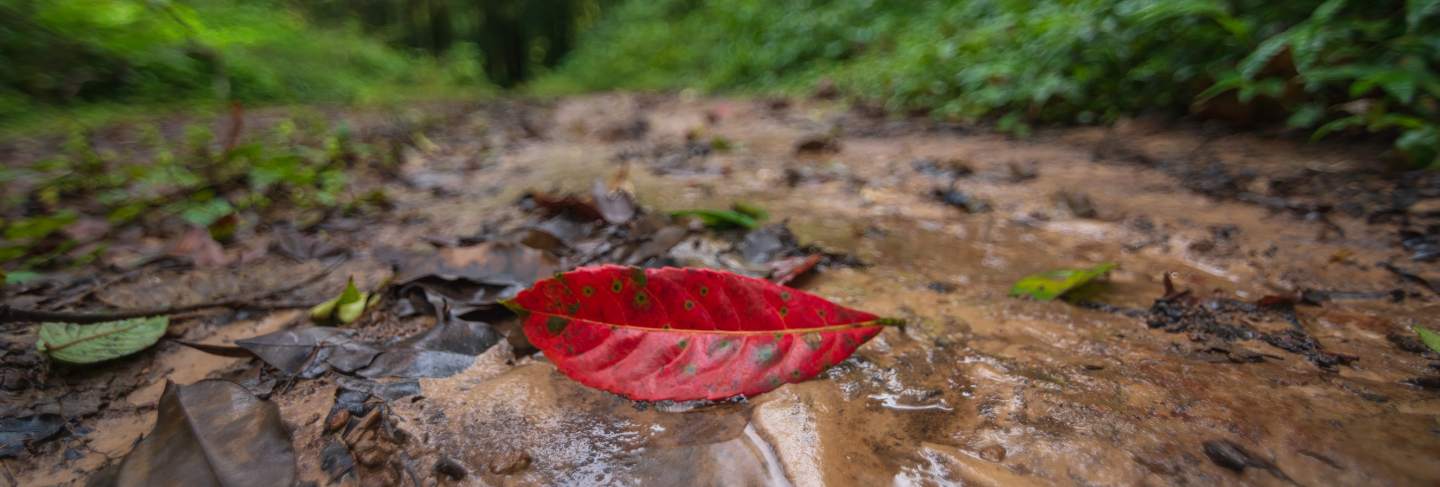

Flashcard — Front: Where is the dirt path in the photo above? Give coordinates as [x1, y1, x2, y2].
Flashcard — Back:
[5, 94, 1440, 486]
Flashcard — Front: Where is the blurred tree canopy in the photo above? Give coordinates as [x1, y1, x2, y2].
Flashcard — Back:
[0, 0, 600, 121]
[301, 0, 605, 87]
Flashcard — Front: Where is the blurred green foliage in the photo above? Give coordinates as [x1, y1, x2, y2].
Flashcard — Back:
[0, 0, 489, 123]
[0, 110, 413, 271]
[543, 0, 1440, 167]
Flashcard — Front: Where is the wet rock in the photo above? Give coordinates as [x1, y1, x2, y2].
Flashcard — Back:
[434, 456, 467, 480]
[977, 444, 1007, 462]
[1056, 191, 1098, 219]
[1202, 439, 1293, 483]
[911, 158, 973, 180]
[795, 135, 840, 155]
[1402, 376, 1440, 391]
[321, 438, 356, 481]
[932, 187, 991, 213]
[0, 414, 63, 458]
[489, 450, 531, 475]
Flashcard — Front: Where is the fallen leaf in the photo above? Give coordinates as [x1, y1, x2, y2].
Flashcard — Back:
[671, 209, 759, 230]
[505, 265, 898, 401]
[236, 328, 379, 378]
[356, 316, 498, 378]
[386, 242, 558, 309]
[736, 224, 799, 264]
[235, 317, 498, 379]
[522, 192, 605, 222]
[591, 179, 637, 224]
[112, 380, 296, 487]
[1414, 326, 1440, 354]
[36, 316, 169, 364]
[0, 414, 63, 458]
[271, 227, 345, 261]
[311, 277, 369, 324]
[1010, 263, 1117, 301]
[167, 227, 230, 268]
[730, 202, 768, 221]
[769, 254, 822, 285]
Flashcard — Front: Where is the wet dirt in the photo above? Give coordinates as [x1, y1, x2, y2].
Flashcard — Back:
[5, 94, 1440, 486]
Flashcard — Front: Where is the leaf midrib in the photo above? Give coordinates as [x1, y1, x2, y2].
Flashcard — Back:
[526, 309, 897, 335]
[45, 319, 154, 352]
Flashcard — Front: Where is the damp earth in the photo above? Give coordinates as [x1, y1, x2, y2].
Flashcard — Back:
[4, 94, 1440, 486]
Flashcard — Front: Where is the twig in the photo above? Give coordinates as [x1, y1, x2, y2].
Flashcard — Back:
[0, 262, 338, 325]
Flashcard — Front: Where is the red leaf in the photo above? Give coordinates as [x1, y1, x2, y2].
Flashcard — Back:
[508, 265, 892, 401]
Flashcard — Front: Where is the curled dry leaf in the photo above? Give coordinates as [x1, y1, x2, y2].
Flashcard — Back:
[384, 241, 559, 318]
[506, 265, 897, 401]
[111, 380, 296, 487]
[234, 317, 498, 379]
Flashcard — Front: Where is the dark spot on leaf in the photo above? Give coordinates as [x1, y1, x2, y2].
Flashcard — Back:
[779, 306, 789, 317]
[708, 339, 735, 356]
[582, 286, 595, 296]
[677, 339, 689, 349]
[684, 300, 696, 310]
[683, 364, 698, 375]
[629, 266, 648, 287]
[767, 375, 781, 388]
[546, 316, 569, 335]
[781, 291, 792, 301]
[611, 279, 623, 293]
[754, 344, 777, 364]
[803, 333, 823, 350]
[699, 285, 709, 296]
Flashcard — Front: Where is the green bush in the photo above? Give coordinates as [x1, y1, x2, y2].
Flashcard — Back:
[0, 0, 490, 123]
[543, 0, 1440, 167]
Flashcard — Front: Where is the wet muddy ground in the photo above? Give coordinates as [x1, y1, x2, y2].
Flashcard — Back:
[4, 94, 1440, 486]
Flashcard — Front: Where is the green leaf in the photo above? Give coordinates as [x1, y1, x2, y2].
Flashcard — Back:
[1414, 326, 1440, 354]
[3, 270, 42, 285]
[36, 316, 169, 364]
[730, 202, 769, 221]
[311, 278, 364, 324]
[339, 278, 363, 306]
[336, 292, 369, 324]
[179, 198, 234, 228]
[670, 209, 760, 229]
[1010, 263, 1117, 301]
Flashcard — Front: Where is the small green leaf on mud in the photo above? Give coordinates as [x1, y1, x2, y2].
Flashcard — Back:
[670, 208, 760, 229]
[310, 277, 369, 324]
[36, 316, 169, 364]
[1414, 326, 1440, 354]
[1010, 263, 1117, 301]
